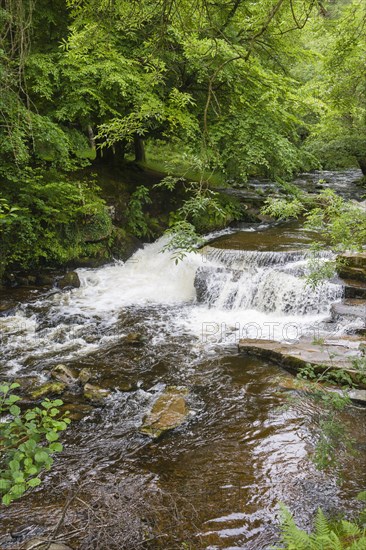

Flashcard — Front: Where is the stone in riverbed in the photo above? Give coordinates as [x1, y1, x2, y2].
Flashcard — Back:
[31, 381, 66, 399]
[51, 364, 79, 386]
[140, 386, 189, 439]
[59, 403, 93, 420]
[24, 538, 72, 550]
[83, 383, 110, 402]
[121, 332, 145, 346]
[78, 367, 92, 384]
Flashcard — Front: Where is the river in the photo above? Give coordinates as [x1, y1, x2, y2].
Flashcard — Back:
[0, 170, 366, 549]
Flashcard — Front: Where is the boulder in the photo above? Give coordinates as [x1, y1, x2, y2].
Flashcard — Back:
[347, 389, 366, 405]
[31, 381, 66, 399]
[83, 383, 110, 402]
[140, 386, 189, 439]
[51, 364, 79, 386]
[57, 272, 81, 290]
[36, 273, 55, 286]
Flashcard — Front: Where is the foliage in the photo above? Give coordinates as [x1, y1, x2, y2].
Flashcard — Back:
[262, 198, 305, 220]
[305, 189, 366, 252]
[0, 382, 70, 505]
[161, 221, 205, 264]
[273, 502, 366, 549]
[303, 0, 366, 174]
[0, 169, 112, 274]
[125, 185, 155, 239]
[0, 0, 365, 278]
[156, 166, 243, 260]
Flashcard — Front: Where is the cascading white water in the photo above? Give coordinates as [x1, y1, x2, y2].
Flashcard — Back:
[196, 246, 342, 315]
[0, 233, 346, 370]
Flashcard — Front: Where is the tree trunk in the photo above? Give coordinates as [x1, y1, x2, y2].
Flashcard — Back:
[87, 125, 96, 151]
[134, 135, 146, 163]
[357, 157, 366, 176]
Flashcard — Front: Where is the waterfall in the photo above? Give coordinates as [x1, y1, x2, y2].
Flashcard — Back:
[195, 247, 342, 315]
[0, 235, 345, 370]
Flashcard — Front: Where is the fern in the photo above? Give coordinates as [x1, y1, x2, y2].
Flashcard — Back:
[314, 508, 332, 540]
[274, 504, 366, 550]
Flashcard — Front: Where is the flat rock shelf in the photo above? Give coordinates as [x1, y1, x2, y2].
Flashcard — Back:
[238, 338, 366, 393]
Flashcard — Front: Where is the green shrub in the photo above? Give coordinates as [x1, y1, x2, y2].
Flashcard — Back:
[0, 382, 70, 505]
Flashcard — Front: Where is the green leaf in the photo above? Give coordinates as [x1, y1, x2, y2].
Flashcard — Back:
[49, 442, 63, 453]
[46, 431, 59, 442]
[6, 394, 21, 404]
[9, 404, 21, 416]
[34, 451, 50, 463]
[2, 493, 13, 506]
[27, 477, 41, 488]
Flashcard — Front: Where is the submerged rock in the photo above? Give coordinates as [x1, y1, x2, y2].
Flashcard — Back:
[51, 364, 79, 386]
[140, 386, 189, 439]
[31, 381, 66, 399]
[83, 383, 110, 402]
[57, 271, 81, 290]
[24, 538, 72, 550]
[59, 403, 93, 421]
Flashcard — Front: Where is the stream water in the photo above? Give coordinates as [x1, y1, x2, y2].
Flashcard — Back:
[1, 170, 366, 549]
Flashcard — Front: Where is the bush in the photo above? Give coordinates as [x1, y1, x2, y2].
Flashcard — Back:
[0, 382, 70, 505]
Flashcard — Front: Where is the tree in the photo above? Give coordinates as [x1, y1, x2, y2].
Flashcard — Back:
[305, 0, 366, 174]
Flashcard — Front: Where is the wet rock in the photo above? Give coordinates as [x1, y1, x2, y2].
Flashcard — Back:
[121, 332, 145, 346]
[118, 380, 136, 392]
[110, 229, 143, 262]
[140, 386, 189, 439]
[51, 364, 79, 386]
[24, 538, 72, 550]
[59, 403, 93, 420]
[341, 278, 366, 300]
[57, 271, 81, 290]
[238, 338, 366, 388]
[337, 252, 366, 282]
[14, 376, 40, 395]
[31, 381, 66, 399]
[78, 368, 92, 384]
[347, 389, 366, 405]
[330, 299, 366, 323]
[84, 383, 111, 402]
[194, 266, 241, 303]
[36, 273, 55, 286]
